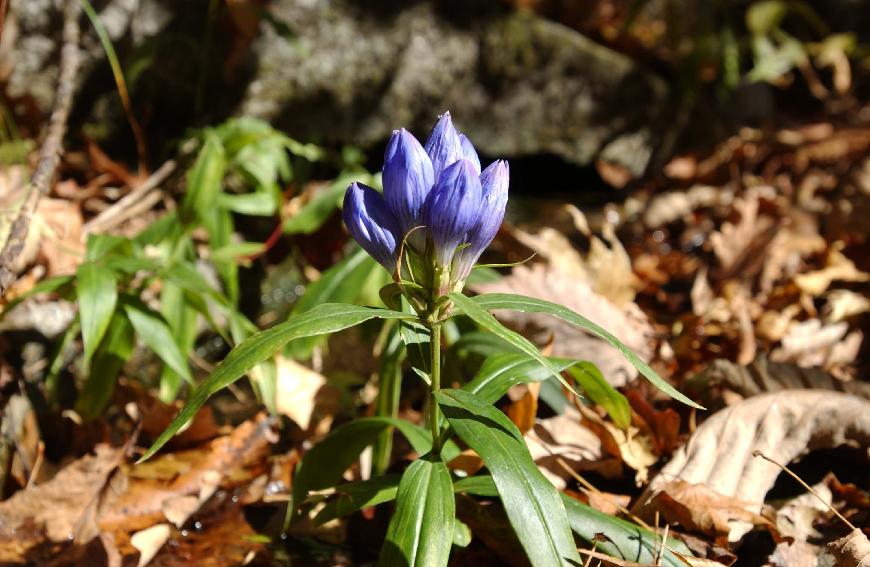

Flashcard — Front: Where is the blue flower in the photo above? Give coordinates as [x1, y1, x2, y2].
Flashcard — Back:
[342, 112, 509, 293]
[452, 160, 509, 282]
[424, 158, 482, 267]
[383, 129, 434, 237]
[342, 181, 401, 272]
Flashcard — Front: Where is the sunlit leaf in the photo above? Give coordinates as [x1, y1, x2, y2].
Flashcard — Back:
[471, 293, 703, 409]
[123, 298, 194, 388]
[380, 457, 454, 567]
[139, 304, 412, 462]
[77, 262, 118, 365]
[569, 362, 631, 430]
[436, 389, 581, 567]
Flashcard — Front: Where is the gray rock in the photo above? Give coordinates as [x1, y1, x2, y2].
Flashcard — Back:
[244, 0, 669, 174]
[5, 0, 670, 174]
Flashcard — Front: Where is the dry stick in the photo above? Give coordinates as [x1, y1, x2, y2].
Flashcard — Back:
[82, 159, 176, 234]
[0, 0, 81, 296]
[752, 450, 857, 531]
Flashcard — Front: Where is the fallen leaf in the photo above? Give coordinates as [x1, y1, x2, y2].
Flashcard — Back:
[637, 391, 870, 542]
[642, 185, 734, 229]
[771, 319, 863, 370]
[710, 188, 776, 273]
[275, 356, 339, 433]
[524, 405, 618, 490]
[644, 480, 774, 544]
[625, 391, 681, 455]
[794, 243, 869, 296]
[685, 355, 870, 407]
[824, 289, 870, 323]
[578, 404, 657, 485]
[474, 264, 654, 386]
[824, 529, 870, 567]
[768, 483, 832, 567]
[506, 383, 540, 434]
[130, 523, 171, 567]
[0, 444, 124, 561]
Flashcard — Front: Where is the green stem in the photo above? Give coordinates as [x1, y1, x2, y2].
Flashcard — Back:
[429, 321, 443, 456]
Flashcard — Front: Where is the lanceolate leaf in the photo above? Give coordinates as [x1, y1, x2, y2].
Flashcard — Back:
[77, 262, 117, 365]
[292, 416, 434, 515]
[314, 475, 402, 525]
[561, 494, 692, 566]
[76, 312, 134, 420]
[447, 292, 580, 397]
[285, 247, 378, 359]
[452, 474, 693, 566]
[569, 362, 631, 430]
[464, 353, 577, 404]
[139, 303, 411, 462]
[436, 389, 581, 567]
[122, 299, 194, 387]
[472, 293, 704, 409]
[380, 457, 455, 567]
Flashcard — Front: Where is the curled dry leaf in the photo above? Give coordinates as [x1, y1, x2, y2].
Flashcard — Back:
[771, 319, 863, 370]
[275, 356, 339, 433]
[825, 529, 870, 567]
[768, 482, 833, 567]
[474, 264, 654, 386]
[130, 523, 172, 567]
[523, 405, 617, 490]
[685, 355, 870, 408]
[709, 187, 776, 274]
[641, 185, 734, 229]
[637, 390, 870, 542]
[793, 243, 869, 296]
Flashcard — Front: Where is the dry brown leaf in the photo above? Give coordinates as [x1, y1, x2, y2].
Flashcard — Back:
[578, 404, 657, 485]
[794, 243, 869, 296]
[275, 356, 338, 433]
[824, 289, 870, 323]
[523, 406, 617, 490]
[771, 319, 863, 369]
[641, 185, 734, 229]
[625, 390, 681, 455]
[645, 480, 774, 544]
[710, 188, 776, 273]
[638, 390, 870, 542]
[98, 414, 273, 534]
[825, 529, 870, 567]
[0, 444, 123, 561]
[35, 196, 85, 276]
[130, 523, 171, 567]
[474, 264, 654, 386]
[686, 356, 870, 405]
[768, 483, 832, 567]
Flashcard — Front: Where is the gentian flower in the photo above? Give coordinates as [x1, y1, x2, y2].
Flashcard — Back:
[343, 111, 509, 301]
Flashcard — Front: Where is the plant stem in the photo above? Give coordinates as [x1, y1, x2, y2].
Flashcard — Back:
[429, 321, 443, 456]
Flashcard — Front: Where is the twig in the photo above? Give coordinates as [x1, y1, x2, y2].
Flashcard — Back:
[576, 548, 648, 567]
[82, 159, 176, 234]
[0, 0, 81, 296]
[752, 450, 856, 530]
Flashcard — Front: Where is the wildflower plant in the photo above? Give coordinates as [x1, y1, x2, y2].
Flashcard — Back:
[142, 113, 701, 566]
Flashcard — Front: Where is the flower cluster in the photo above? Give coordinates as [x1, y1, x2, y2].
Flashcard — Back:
[343, 112, 509, 303]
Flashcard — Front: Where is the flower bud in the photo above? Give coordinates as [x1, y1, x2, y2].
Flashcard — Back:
[342, 182, 401, 273]
[452, 160, 509, 283]
[424, 112, 464, 180]
[459, 133, 481, 174]
[383, 129, 434, 236]
[423, 159, 482, 267]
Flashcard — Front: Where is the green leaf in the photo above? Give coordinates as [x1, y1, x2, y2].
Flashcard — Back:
[313, 475, 402, 525]
[464, 353, 576, 405]
[561, 494, 692, 566]
[747, 0, 787, 35]
[159, 282, 200, 402]
[451, 474, 695, 566]
[182, 133, 226, 223]
[76, 311, 134, 419]
[77, 262, 118, 365]
[210, 242, 265, 262]
[122, 298, 194, 389]
[217, 191, 277, 216]
[380, 457, 454, 567]
[451, 330, 519, 358]
[472, 293, 703, 409]
[85, 233, 134, 261]
[292, 416, 434, 516]
[568, 362, 631, 430]
[373, 327, 406, 475]
[447, 293, 579, 398]
[436, 389, 581, 567]
[285, 247, 378, 359]
[139, 303, 411, 462]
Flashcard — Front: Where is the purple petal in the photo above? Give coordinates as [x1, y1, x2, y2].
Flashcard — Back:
[423, 159, 482, 267]
[383, 129, 435, 235]
[342, 182, 401, 273]
[452, 160, 509, 282]
[424, 111, 464, 181]
[459, 133, 481, 174]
